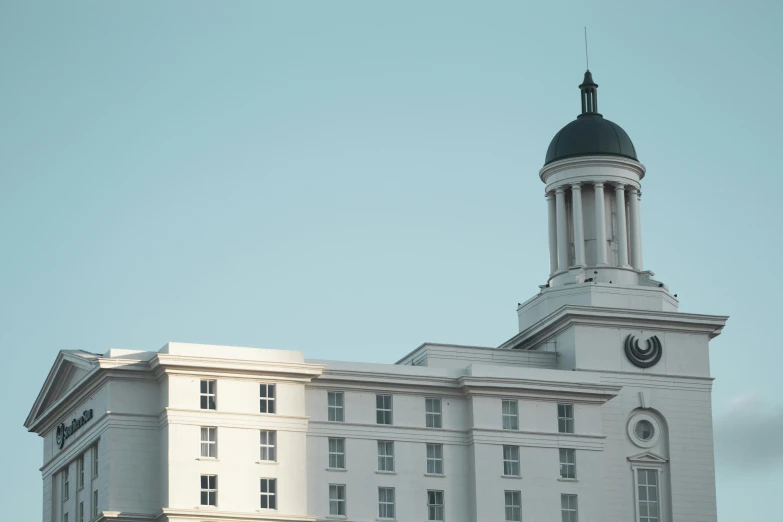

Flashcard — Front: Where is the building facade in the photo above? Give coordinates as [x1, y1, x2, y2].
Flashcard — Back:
[25, 71, 728, 522]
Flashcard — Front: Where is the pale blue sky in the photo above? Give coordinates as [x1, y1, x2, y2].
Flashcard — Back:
[2, 1, 781, 520]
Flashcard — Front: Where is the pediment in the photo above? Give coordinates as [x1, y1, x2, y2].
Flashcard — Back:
[25, 351, 100, 430]
[627, 451, 668, 463]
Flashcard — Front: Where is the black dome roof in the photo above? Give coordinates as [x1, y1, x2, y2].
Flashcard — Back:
[544, 71, 638, 165]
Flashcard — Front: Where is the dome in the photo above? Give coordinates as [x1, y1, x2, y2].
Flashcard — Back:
[545, 114, 637, 165]
[544, 71, 638, 165]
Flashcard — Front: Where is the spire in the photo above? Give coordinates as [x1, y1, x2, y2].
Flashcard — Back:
[578, 70, 599, 116]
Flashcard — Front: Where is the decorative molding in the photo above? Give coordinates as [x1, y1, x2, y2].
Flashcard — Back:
[307, 421, 606, 451]
[501, 304, 728, 351]
[627, 450, 668, 463]
[157, 508, 316, 521]
[162, 408, 309, 432]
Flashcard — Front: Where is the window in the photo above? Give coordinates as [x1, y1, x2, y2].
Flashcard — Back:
[426, 443, 444, 475]
[62, 467, 70, 501]
[328, 438, 345, 469]
[77, 454, 84, 489]
[260, 478, 277, 509]
[329, 484, 346, 516]
[328, 391, 345, 422]
[201, 427, 217, 458]
[378, 487, 395, 519]
[200, 475, 217, 506]
[91, 444, 99, 478]
[92, 491, 98, 518]
[63, 514, 68, 522]
[376, 394, 393, 425]
[427, 490, 444, 521]
[635, 420, 654, 441]
[259, 430, 277, 462]
[502, 400, 519, 430]
[200, 380, 216, 410]
[559, 448, 576, 479]
[558, 404, 574, 434]
[503, 445, 520, 476]
[637, 469, 660, 522]
[426, 398, 442, 428]
[260, 383, 276, 414]
[79, 501, 84, 522]
[377, 440, 394, 472]
[505, 491, 522, 522]
[561, 494, 578, 522]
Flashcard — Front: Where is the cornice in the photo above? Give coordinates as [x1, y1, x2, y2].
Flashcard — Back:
[150, 355, 324, 382]
[307, 421, 469, 445]
[458, 376, 620, 404]
[312, 369, 462, 392]
[157, 508, 316, 521]
[307, 421, 606, 451]
[577, 368, 715, 385]
[310, 370, 617, 402]
[162, 408, 310, 431]
[539, 155, 646, 183]
[501, 305, 728, 351]
[469, 428, 605, 451]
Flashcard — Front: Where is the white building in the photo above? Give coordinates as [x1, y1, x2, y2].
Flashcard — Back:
[25, 70, 728, 522]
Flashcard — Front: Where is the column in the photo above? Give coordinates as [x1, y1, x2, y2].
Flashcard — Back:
[594, 182, 608, 265]
[546, 192, 558, 275]
[628, 186, 643, 270]
[555, 187, 568, 271]
[571, 183, 585, 266]
[615, 184, 629, 267]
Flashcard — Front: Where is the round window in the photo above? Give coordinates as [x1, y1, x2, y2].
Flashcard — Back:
[634, 419, 654, 441]
[627, 413, 661, 448]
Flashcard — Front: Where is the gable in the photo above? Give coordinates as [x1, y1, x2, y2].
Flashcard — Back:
[627, 450, 668, 463]
[39, 364, 89, 413]
[25, 351, 100, 430]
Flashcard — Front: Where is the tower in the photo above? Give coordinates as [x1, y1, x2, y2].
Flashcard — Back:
[519, 70, 674, 331]
[505, 70, 728, 522]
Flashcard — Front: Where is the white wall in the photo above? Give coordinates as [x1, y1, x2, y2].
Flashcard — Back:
[30, 333, 720, 522]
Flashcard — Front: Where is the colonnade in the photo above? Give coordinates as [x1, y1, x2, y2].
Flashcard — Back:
[546, 182, 643, 275]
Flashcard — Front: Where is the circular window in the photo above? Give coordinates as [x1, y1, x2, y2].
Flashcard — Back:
[627, 413, 661, 448]
[634, 420, 654, 441]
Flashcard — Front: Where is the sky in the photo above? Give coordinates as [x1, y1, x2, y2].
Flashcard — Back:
[1, 1, 782, 520]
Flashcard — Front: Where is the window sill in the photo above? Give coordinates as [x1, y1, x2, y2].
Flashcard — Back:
[501, 475, 522, 479]
[375, 470, 396, 475]
[326, 468, 347, 472]
[377, 519, 398, 521]
[424, 473, 445, 478]
[196, 505, 218, 509]
[256, 461, 279, 465]
[196, 458, 219, 461]
[325, 516, 347, 520]
[558, 477, 578, 482]
[256, 508, 278, 512]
